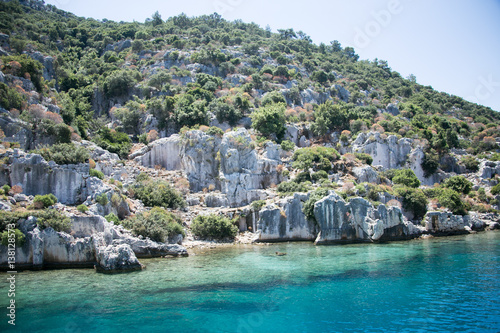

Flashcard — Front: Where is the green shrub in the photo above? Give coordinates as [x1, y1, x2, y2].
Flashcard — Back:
[393, 169, 420, 188]
[2, 185, 11, 194]
[89, 169, 104, 180]
[34, 194, 58, 208]
[122, 207, 184, 242]
[133, 178, 185, 209]
[422, 150, 439, 177]
[206, 126, 224, 136]
[76, 204, 88, 213]
[1, 228, 25, 247]
[395, 186, 428, 220]
[437, 188, 467, 215]
[303, 188, 330, 224]
[95, 193, 109, 206]
[191, 214, 238, 240]
[491, 184, 500, 196]
[251, 200, 266, 211]
[0, 82, 24, 110]
[443, 176, 472, 195]
[280, 140, 295, 151]
[277, 180, 310, 195]
[294, 171, 312, 183]
[32, 143, 90, 165]
[462, 156, 479, 172]
[105, 213, 120, 225]
[354, 153, 373, 165]
[36, 209, 72, 232]
[251, 103, 286, 141]
[311, 170, 329, 182]
[292, 147, 340, 171]
[92, 127, 132, 159]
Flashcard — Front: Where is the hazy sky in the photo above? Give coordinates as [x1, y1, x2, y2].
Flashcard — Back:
[44, 0, 500, 112]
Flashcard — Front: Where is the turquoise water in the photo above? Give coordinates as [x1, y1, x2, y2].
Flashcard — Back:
[1, 232, 499, 333]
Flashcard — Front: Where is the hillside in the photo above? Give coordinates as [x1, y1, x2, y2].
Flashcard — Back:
[0, 0, 499, 271]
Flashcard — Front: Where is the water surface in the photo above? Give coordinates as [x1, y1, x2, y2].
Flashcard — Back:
[1, 232, 499, 332]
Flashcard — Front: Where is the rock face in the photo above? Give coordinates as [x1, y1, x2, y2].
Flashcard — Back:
[257, 193, 318, 241]
[0, 109, 32, 150]
[407, 147, 447, 186]
[181, 130, 222, 192]
[424, 211, 486, 234]
[133, 128, 283, 207]
[478, 160, 500, 179]
[313, 194, 422, 244]
[256, 192, 424, 243]
[132, 135, 182, 170]
[352, 166, 379, 184]
[219, 129, 280, 207]
[0, 214, 188, 272]
[9, 152, 89, 205]
[353, 132, 412, 170]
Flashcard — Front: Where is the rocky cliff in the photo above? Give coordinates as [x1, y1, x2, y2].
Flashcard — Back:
[0, 214, 187, 272]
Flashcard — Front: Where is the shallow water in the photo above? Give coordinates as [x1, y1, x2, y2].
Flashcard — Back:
[1, 232, 499, 332]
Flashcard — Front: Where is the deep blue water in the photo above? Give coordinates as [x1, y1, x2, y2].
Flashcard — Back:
[1, 232, 499, 333]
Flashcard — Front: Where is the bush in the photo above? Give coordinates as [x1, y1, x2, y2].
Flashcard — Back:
[103, 69, 138, 97]
[2, 184, 11, 194]
[462, 156, 479, 172]
[303, 188, 330, 224]
[122, 207, 184, 242]
[292, 147, 340, 172]
[294, 171, 312, 183]
[32, 143, 90, 165]
[395, 186, 428, 220]
[191, 214, 238, 240]
[443, 176, 472, 195]
[105, 213, 120, 225]
[36, 209, 72, 232]
[1, 228, 25, 247]
[76, 204, 88, 213]
[251, 200, 266, 211]
[393, 169, 420, 188]
[89, 169, 104, 180]
[355, 153, 373, 165]
[491, 184, 500, 196]
[251, 103, 286, 141]
[133, 178, 185, 209]
[437, 188, 467, 215]
[95, 193, 109, 206]
[277, 180, 310, 195]
[33, 194, 57, 209]
[280, 140, 295, 152]
[422, 150, 439, 177]
[92, 127, 132, 159]
[311, 170, 329, 182]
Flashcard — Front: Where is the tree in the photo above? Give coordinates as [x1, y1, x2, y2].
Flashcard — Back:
[261, 91, 286, 107]
[152, 11, 163, 27]
[311, 101, 347, 136]
[443, 176, 472, 195]
[251, 103, 286, 141]
[393, 169, 420, 188]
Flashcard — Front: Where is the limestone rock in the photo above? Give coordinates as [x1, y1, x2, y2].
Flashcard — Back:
[313, 193, 421, 244]
[257, 193, 317, 241]
[132, 135, 182, 170]
[205, 193, 229, 207]
[353, 131, 412, 170]
[352, 166, 379, 184]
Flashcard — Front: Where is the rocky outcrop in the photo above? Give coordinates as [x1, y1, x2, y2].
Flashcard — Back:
[353, 131, 412, 170]
[0, 214, 188, 273]
[478, 160, 500, 179]
[352, 166, 379, 184]
[257, 193, 317, 241]
[407, 147, 448, 186]
[131, 135, 182, 170]
[8, 151, 89, 205]
[219, 129, 280, 207]
[0, 109, 32, 150]
[181, 130, 222, 192]
[424, 211, 487, 234]
[313, 193, 423, 244]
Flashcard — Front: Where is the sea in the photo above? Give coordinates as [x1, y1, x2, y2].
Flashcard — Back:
[1, 231, 499, 332]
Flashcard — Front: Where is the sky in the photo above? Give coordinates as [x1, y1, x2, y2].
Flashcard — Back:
[44, 0, 500, 112]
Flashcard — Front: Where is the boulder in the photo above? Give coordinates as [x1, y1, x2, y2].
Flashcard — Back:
[353, 131, 412, 170]
[352, 166, 379, 184]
